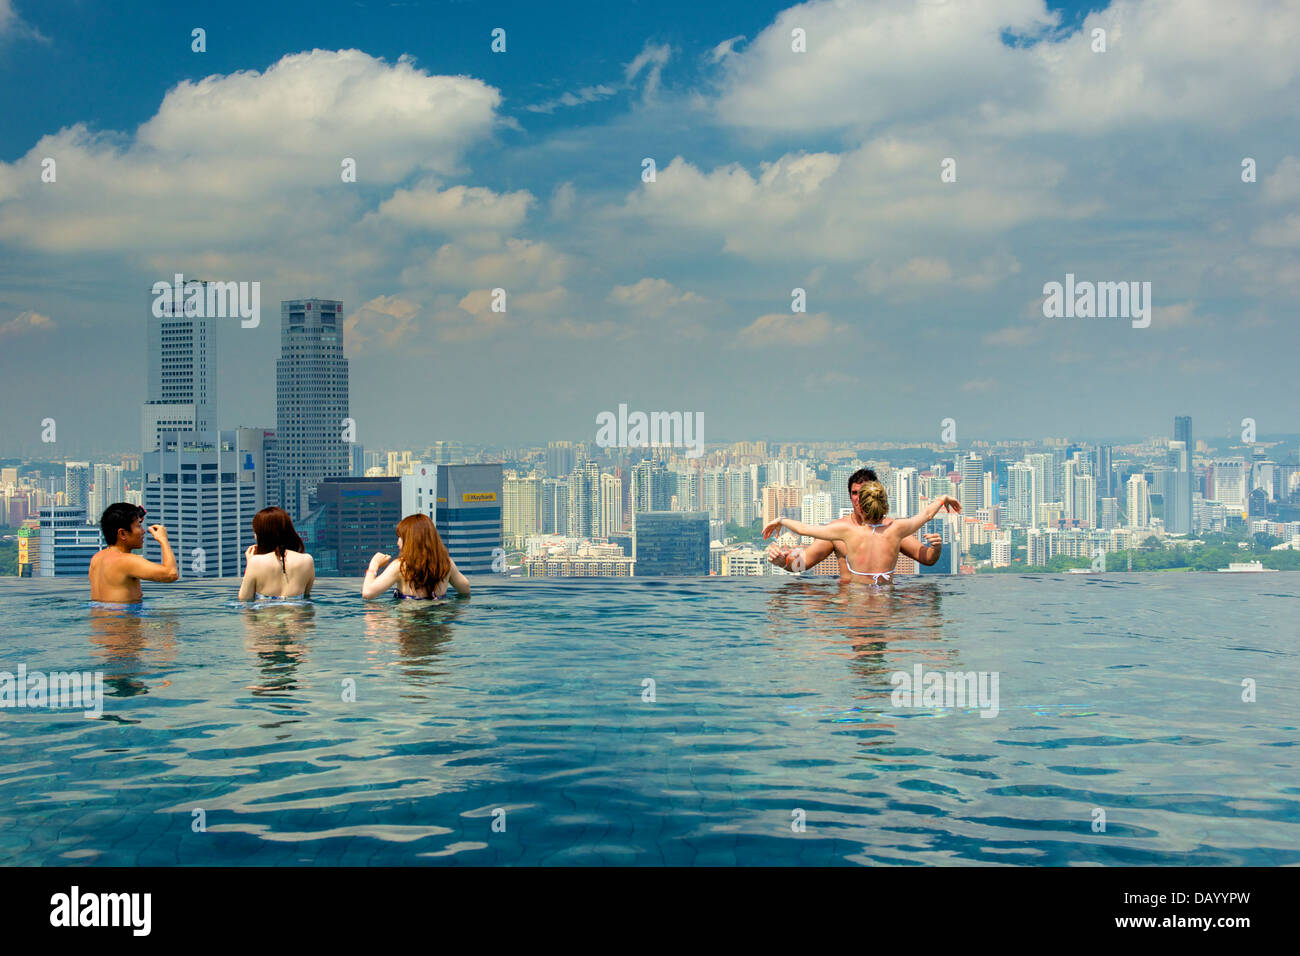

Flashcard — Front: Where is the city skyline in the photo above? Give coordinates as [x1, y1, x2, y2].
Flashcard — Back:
[2, 0, 1299, 457]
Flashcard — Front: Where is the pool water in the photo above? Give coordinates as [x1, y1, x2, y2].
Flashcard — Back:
[1, 574, 1296, 865]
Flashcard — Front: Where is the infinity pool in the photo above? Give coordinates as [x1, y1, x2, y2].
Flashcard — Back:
[0, 574, 1296, 865]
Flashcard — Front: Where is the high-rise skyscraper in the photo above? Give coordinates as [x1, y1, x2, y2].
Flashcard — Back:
[1006, 462, 1037, 527]
[959, 453, 984, 514]
[1126, 474, 1151, 529]
[90, 463, 124, 522]
[142, 429, 265, 577]
[276, 298, 350, 520]
[1166, 438, 1192, 534]
[435, 463, 503, 574]
[1174, 416, 1193, 454]
[634, 511, 709, 575]
[141, 283, 216, 452]
[64, 462, 90, 514]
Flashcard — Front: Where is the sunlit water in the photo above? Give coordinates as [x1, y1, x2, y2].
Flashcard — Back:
[1, 574, 1296, 866]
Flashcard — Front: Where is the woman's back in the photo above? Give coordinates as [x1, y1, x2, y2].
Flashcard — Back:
[839, 521, 905, 576]
[247, 550, 315, 598]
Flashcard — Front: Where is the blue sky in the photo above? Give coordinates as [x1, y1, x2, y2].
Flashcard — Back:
[1, 0, 1297, 457]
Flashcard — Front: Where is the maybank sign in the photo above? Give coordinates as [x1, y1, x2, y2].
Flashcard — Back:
[462, 492, 497, 503]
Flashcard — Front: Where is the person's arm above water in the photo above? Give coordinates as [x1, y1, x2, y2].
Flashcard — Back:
[767, 536, 836, 572]
[238, 546, 258, 601]
[124, 525, 179, 584]
[903, 532, 945, 567]
[889, 496, 961, 540]
[446, 557, 471, 598]
[362, 552, 403, 599]
[766, 516, 848, 545]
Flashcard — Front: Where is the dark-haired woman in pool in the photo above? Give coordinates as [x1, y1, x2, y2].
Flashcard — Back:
[238, 507, 315, 601]
[362, 513, 471, 601]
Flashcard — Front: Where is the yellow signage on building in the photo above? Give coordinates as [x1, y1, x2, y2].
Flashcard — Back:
[462, 492, 497, 503]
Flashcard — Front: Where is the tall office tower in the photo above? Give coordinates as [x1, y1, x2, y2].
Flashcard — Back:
[1094, 445, 1114, 501]
[1062, 459, 1078, 523]
[317, 477, 401, 576]
[701, 469, 727, 521]
[766, 459, 807, 488]
[37, 506, 101, 577]
[800, 492, 833, 528]
[1212, 459, 1248, 516]
[546, 441, 576, 478]
[401, 461, 439, 520]
[762, 485, 803, 527]
[89, 463, 125, 521]
[141, 282, 217, 452]
[1166, 439, 1192, 534]
[276, 298, 350, 520]
[142, 430, 263, 577]
[350, 443, 365, 477]
[1126, 474, 1151, 529]
[599, 473, 623, 538]
[1005, 463, 1036, 527]
[64, 462, 91, 515]
[566, 461, 599, 538]
[670, 465, 700, 512]
[634, 511, 710, 576]
[503, 472, 543, 548]
[539, 477, 566, 534]
[1025, 454, 1051, 524]
[829, 464, 860, 515]
[892, 467, 920, 518]
[726, 467, 756, 526]
[631, 459, 672, 514]
[1100, 497, 1119, 531]
[430, 441, 464, 464]
[435, 463, 503, 574]
[1073, 474, 1097, 529]
[959, 453, 984, 514]
[1174, 416, 1192, 456]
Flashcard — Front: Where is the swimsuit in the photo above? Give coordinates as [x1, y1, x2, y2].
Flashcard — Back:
[254, 594, 307, 601]
[845, 523, 894, 583]
[393, 588, 447, 601]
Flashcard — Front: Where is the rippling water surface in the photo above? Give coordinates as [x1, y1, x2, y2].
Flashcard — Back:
[1, 574, 1296, 865]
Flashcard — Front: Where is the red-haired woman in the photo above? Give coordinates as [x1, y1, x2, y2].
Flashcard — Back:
[238, 507, 315, 600]
[362, 513, 471, 600]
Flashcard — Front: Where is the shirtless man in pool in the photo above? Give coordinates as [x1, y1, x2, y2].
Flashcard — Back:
[766, 468, 946, 582]
[88, 503, 179, 604]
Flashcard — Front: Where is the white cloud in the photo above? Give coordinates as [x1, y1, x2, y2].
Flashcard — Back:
[607, 277, 705, 313]
[732, 311, 842, 348]
[0, 50, 502, 256]
[707, 0, 1300, 136]
[526, 84, 619, 114]
[373, 181, 534, 232]
[625, 42, 672, 101]
[0, 310, 53, 339]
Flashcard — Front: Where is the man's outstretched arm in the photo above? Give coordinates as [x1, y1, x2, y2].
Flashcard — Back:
[901, 532, 944, 567]
[767, 537, 836, 572]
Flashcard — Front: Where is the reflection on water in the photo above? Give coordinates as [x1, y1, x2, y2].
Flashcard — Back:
[362, 600, 460, 687]
[87, 604, 179, 699]
[242, 602, 315, 696]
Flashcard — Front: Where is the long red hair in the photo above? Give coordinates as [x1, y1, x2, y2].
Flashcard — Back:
[396, 514, 450, 597]
[252, 507, 304, 572]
